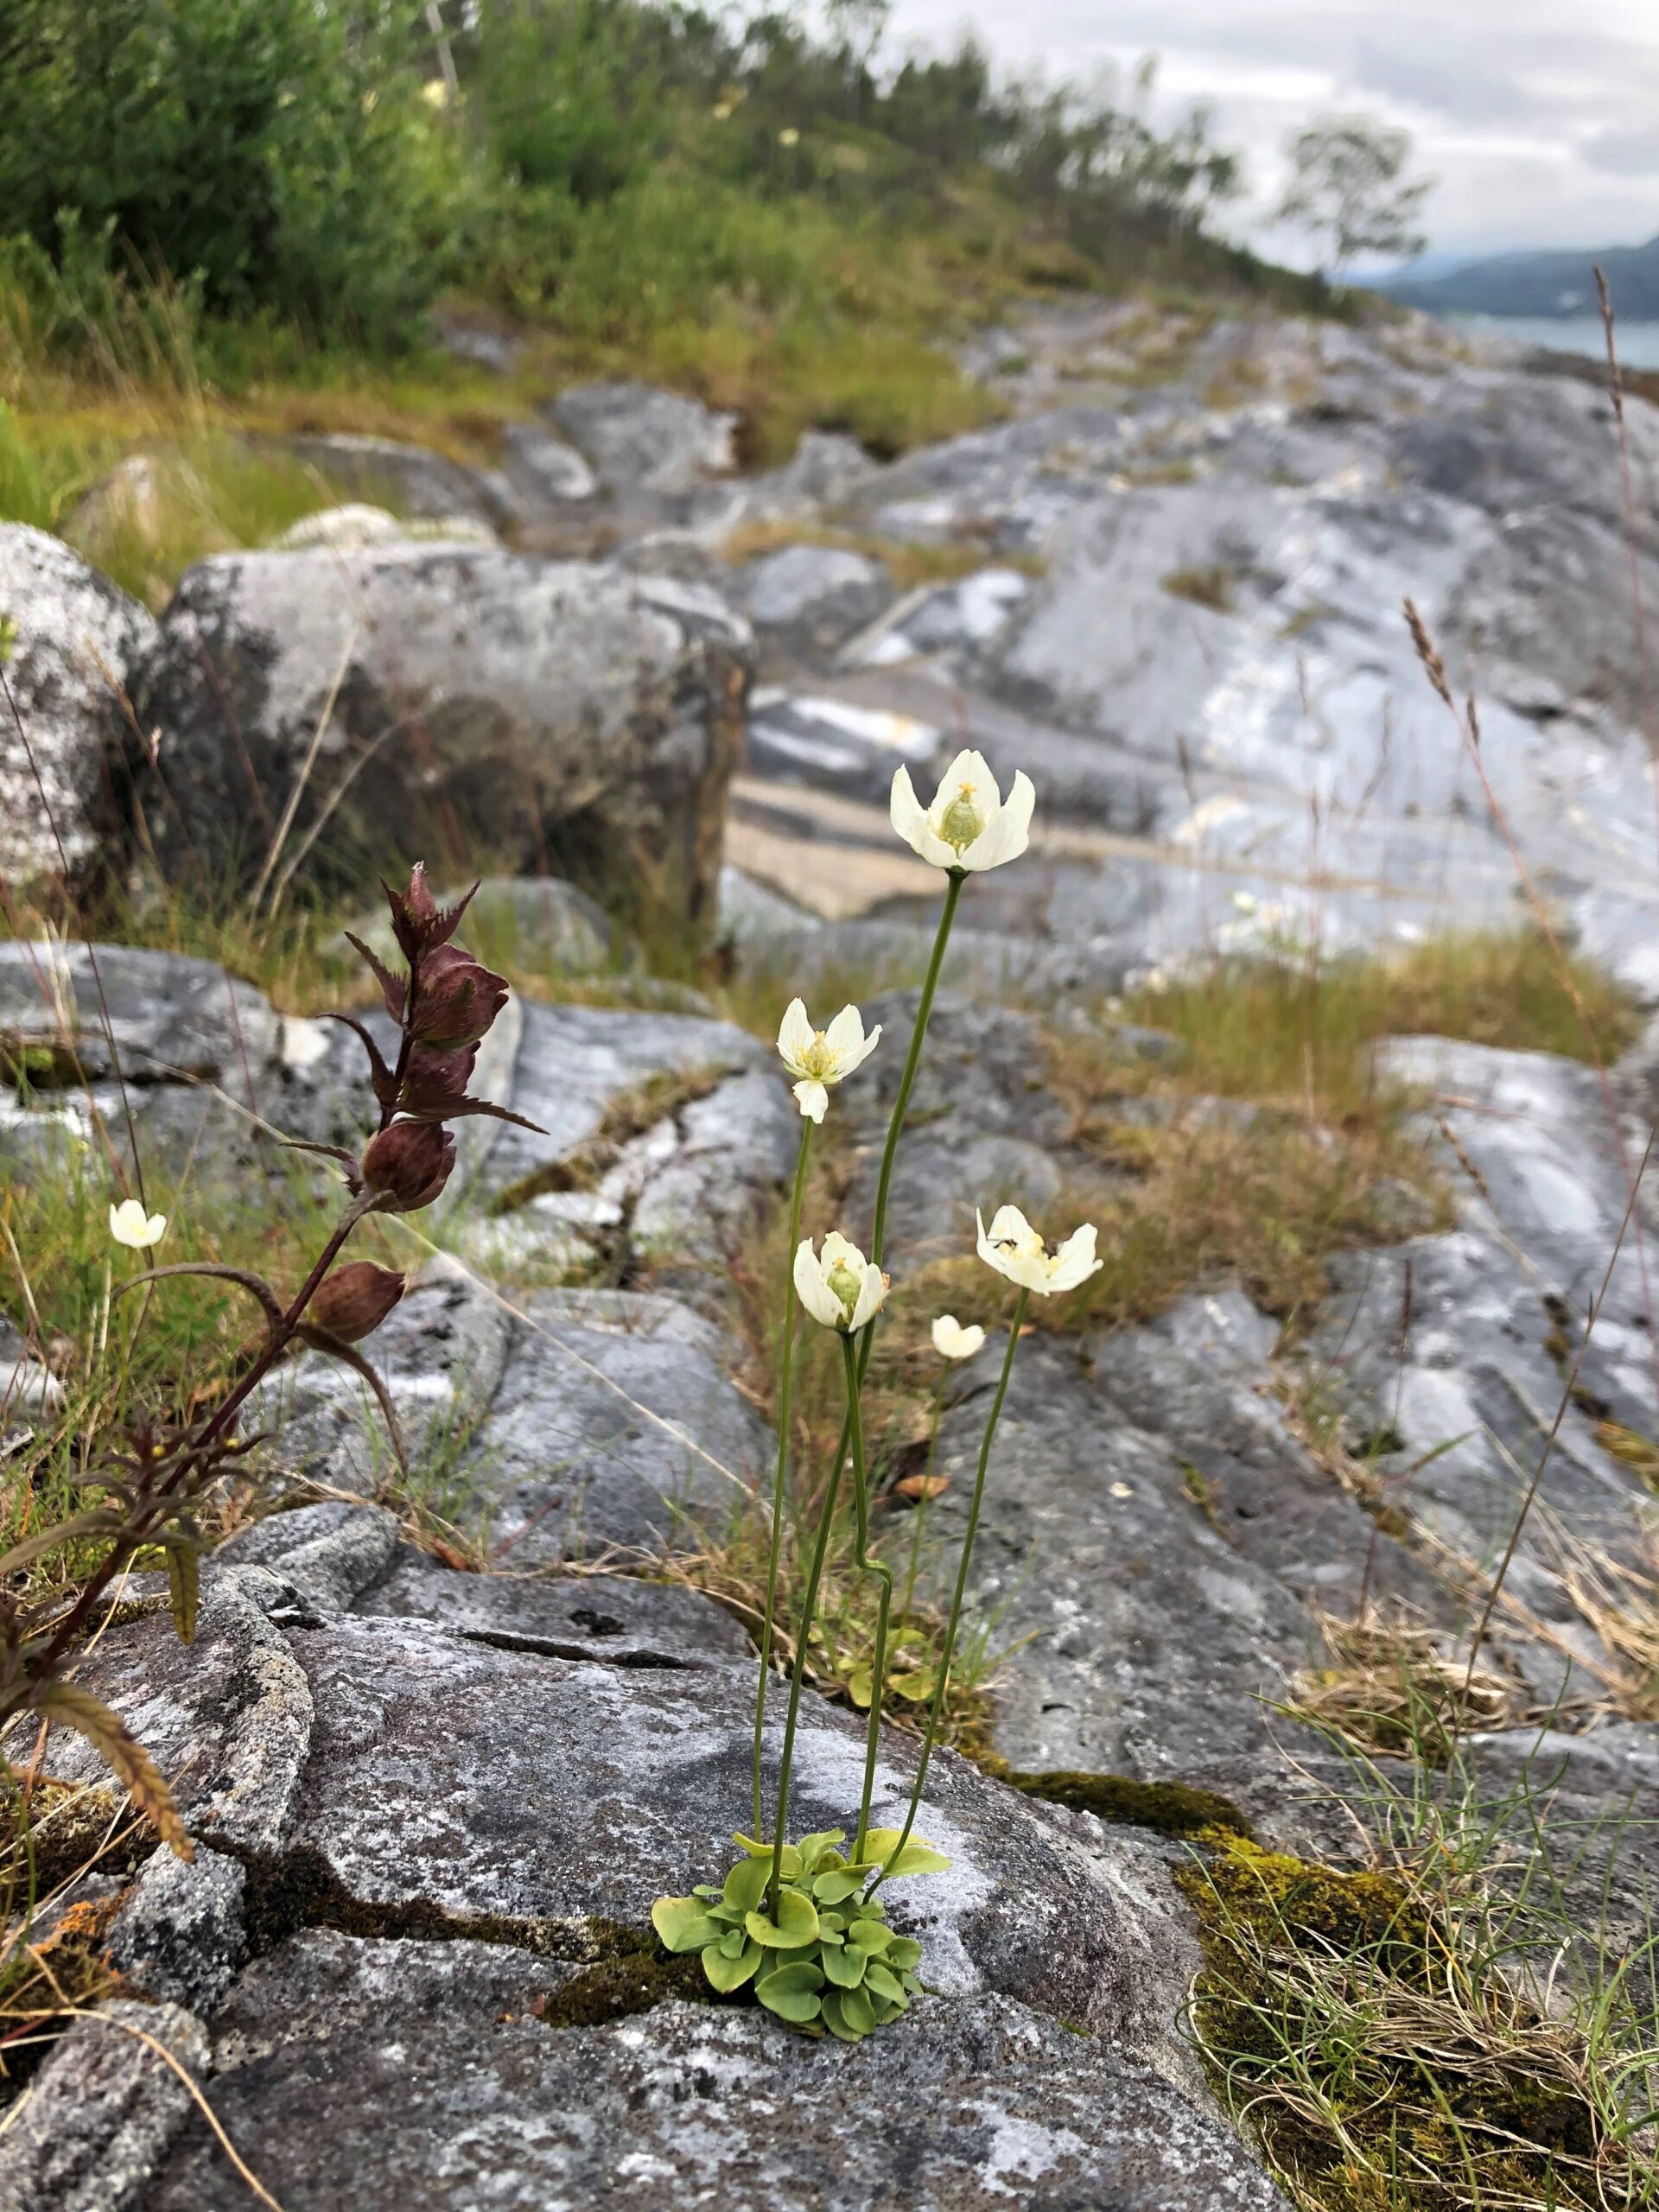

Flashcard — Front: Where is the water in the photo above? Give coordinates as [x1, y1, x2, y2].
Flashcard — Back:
[1444, 314, 1659, 370]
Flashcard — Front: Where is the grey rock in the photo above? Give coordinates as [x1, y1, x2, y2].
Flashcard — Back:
[109, 1847, 246, 2013]
[549, 381, 738, 495]
[251, 1264, 512, 1500]
[216, 1503, 401, 1614]
[739, 428, 874, 518]
[132, 550, 752, 924]
[0, 2000, 208, 2212]
[273, 434, 506, 525]
[843, 565, 1033, 670]
[0, 524, 156, 888]
[270, 503, 497, 552]
[454, 1288, 772, 1560]
[41, 1574, 313, 1855]
[1304, 1037, 1659, 1632]
[0, 941, 279, 1084]
[144, 1945, 1283, 2212]
[736, 543, 892, 654]
[489, 421, 601, 512]
[354, 1548, 752, 1665]
[474, 1000, 786, 1237]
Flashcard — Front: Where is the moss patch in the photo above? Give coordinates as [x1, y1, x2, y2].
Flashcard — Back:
[535, 1931, 713, 2030]
[1008, 1768, 1254, 1840]
[1178, 1834, 1621, 2212]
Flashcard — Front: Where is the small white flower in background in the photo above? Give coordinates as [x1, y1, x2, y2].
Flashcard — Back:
[777, 998, 880, 1124]
[794, 1232, 888, 1333]
[975, 1204, 1101, 1296]
[1231, 889, 1258, 916]
[931, 1314, 986, 1360]
[778, 127, 800, 145]
[110, 1198, 167, 1251]
[890, 747, 1034, 873]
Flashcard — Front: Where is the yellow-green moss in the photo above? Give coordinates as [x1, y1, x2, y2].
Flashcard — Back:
[1007, 1769, 1253, 1840]
[1177, 1835, 1612, 2212]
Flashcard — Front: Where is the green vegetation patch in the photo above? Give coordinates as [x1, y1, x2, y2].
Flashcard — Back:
[1007, 1768, 1253, 1839]
[1178, 1834, 1638, 2212]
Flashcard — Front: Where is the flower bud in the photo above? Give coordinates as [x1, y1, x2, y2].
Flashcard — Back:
[410, 944, 508, 1052]
[361, 1120, 456, 1211]
[308, 1262, 405, 1343]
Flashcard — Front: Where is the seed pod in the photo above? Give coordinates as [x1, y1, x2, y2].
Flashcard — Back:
[361, 1120, 456, 1211]
[308, 1262, 406, 1344]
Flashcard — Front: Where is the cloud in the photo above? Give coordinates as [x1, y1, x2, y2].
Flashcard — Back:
[1351, 37, 1541, 125]
[886, 0, 1659, 256]
[1582, 126, 1659, 178]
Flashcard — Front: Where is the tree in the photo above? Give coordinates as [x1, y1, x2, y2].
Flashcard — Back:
[1276, 115, 1433, 276]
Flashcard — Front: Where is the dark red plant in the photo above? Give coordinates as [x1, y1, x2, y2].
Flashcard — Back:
[0, 865, 541, 1855]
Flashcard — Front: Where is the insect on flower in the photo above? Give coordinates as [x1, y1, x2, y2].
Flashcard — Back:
[976, 1204, 1102, 1296]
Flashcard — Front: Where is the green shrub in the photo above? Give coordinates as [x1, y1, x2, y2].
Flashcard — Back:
[0, 0, 459, 344]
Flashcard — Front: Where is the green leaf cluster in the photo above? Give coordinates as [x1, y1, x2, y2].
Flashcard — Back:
[652, 1827, 948, 2041]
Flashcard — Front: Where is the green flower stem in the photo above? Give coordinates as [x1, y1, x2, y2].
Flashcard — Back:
[868, 1284, 1030, 1899]
[868, 867, 964, 1277]
[842, 1330, 892, 1864]
[751, 1116, 814, 1841]
[766, 1381, 851, 1916]
[899, 1376, 946, 1624]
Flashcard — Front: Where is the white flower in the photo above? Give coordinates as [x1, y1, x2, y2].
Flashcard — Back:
[890, 748, 1035, 873]
[794, 1232, 888, 1332]
[110, 1198, 167, 1251]
[777, 998, 881, 1124]
[931, 1314, 986, 1360]
[975, 1205, 1101, 1296]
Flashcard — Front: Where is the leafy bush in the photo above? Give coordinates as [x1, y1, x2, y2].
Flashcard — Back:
[0, 0, 460, 344]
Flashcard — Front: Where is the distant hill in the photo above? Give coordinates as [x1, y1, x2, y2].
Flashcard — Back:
[1382, 236, 1659, 320]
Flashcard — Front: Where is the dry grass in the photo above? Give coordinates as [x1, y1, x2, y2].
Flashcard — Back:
[1287, 1610, 1531, 1764]
[1181, 1751, 1659, 2212]
[717, 518, 1044, 592]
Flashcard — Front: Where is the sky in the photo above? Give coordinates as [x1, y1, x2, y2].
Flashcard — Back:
[884, 0, 1659, 269]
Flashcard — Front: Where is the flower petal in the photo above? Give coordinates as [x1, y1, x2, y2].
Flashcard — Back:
[849, 1263, 889, 1333]
[823, 1004, 867, 1065]
[778, 996, 815, 1077]
[820, 1229, 867, 1273]
[890, 766, 962, 870]
[1044, 1223, 1103, 1295]
[793, 1240, 845, 1330]
[792, 1078, 829, 1123]
[959, 769, 1035, 872]
[986, 1203, 1037, 1249]
[889, 766, 930, 858]
[931, 1314, 985, 1359]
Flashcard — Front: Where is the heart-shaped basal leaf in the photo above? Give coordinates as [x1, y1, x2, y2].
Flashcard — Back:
[863, 1959, 907, 2007]
[794, 1829, 846, 1875]
[746, 1886, 821, 1948]
[812, 1867, 866, 1905]
[733, 1833, 801, 1880]
[652, 1897, 721, 1954]
[722, 1857, 772, 1914]
[702, 1936, 764, 1994]
[860, 1827, 953, 1878]
[847, 1919, 894, 1955]
[755, 1958, 825, 2024]
[886, 1936, 923, 1974]
[820, 1940, 868, 1989]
